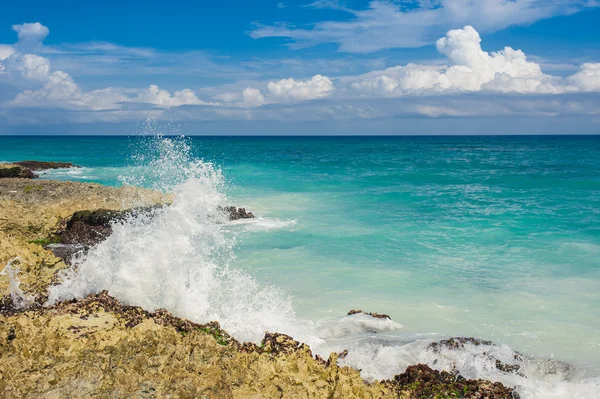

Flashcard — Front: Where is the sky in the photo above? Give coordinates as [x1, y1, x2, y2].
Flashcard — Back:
[0, 0, 599, 135]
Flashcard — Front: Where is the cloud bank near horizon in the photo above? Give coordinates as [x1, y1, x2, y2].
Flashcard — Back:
[0, 21, 599, 127]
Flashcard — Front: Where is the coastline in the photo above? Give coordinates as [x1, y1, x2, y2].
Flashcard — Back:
[0, 168, 516, 398]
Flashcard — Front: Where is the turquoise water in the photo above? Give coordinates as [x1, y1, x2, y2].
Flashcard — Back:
[2, 135, 600, 394]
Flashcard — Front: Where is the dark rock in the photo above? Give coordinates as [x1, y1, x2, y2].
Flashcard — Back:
[429, 337, 526, 377]
[14, 161, 80, 170]
[0, 166, 36, 179]
[45, 244, 87, 265]
[260, 332, 312, 356]
[428, 337, 493, 352]
[220, 206, 255, 221]
[347, 309, 392, 320]
[56, 207, 159, 248]
[384, 364, 515, 398]
[496, 360, 523, 375]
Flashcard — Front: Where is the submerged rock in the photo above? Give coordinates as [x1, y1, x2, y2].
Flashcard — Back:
[428, 337, 494, 352]
[429, 337, 526, 377]
[347, 309, 392, 320]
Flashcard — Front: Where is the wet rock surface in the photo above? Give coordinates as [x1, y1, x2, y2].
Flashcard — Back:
[46, 204, 255, 263]
[429, 337, 526, 377]
[347, 309, 392, 320]
[384, 364, 516, 399]
[221, 205, 255, 220]
[429, 337, 494, 352]
[0, 178, 169, 301]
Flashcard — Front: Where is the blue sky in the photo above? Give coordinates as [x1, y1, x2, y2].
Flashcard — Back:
[0, 0, 599, 134]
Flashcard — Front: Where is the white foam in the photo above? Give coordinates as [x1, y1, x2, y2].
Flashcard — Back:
[1, 257, 34, 309]
[228, 217, 297, 232]
[36, 167, 95, 180]
[339, 338, 600, 399]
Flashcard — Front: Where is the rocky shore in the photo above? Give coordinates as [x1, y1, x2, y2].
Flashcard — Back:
[0, 166, 516, 398]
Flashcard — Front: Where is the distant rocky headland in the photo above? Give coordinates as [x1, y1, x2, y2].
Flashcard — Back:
[0, 162, 516, 398]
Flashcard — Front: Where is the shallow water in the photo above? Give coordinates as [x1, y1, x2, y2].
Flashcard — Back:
[2, 134, 600, 397]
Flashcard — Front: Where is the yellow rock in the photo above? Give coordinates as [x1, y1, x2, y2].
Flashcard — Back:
[0, 178, 170, 300]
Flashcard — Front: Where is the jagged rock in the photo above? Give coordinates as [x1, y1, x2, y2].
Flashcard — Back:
[0, 179, 170, 301]
[0, 165, 35, 179]
[0, 291, 392, 398]
[384, 364, 515, 399]
[429, 337, 526, 377]
[261, 332, 312, 356]
[428, 337, 493, 352]
[221, 205, 255, 220]
[0, 292, 516, 398]
[13, 161, 80, 170]
[347, 309, 392, 320]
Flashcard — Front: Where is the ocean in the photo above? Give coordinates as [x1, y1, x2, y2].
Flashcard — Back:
[1, 134, 599, 398]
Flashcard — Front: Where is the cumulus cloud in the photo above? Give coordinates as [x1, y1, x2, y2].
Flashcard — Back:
[0, 22, 215, 112]
[1, 21, 600, 126]
[242, 88, 266, 107]
[0, 45, 14, 61]
[267, 74, 334, 101]
[136, 85, 214, 107]
[222, 74, 334, 108]
[250, 0, 598, 53]
[343, 26, 598, 96]
[12, 22, 49, 52]
[569, 63, 600, 92]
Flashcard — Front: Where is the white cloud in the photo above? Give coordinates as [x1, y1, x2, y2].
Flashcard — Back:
[223, 75, 334, 108]
[569, 63, 600, 91]
[12, 22, 49, 52]
[12, 22, 49, 42]
[250, 0, 597, 53]
[267, 74, 334, 101]
[0, 22, 216, 112]
[1, 21, 600, 127]
[0, 45, 14, 61]
[136, 85, 213, 107]
[242, 87, 266, 107]
[5, 53, 51, 81]
[343, 26, 596, 96]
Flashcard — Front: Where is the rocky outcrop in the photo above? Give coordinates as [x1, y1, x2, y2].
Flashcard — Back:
[13, 161, 80, 170]
[0, 179, 170, 301]
[0, 161, 79, 180]
[0, 291, 392, 399]
[429, 337, 526, 378]
[221, 205, 255, 220]
[0, 164, 35, 179]
[383, 364, 516, 399]
[347, 309, 392, 320]
[0, 291, 515, 398]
